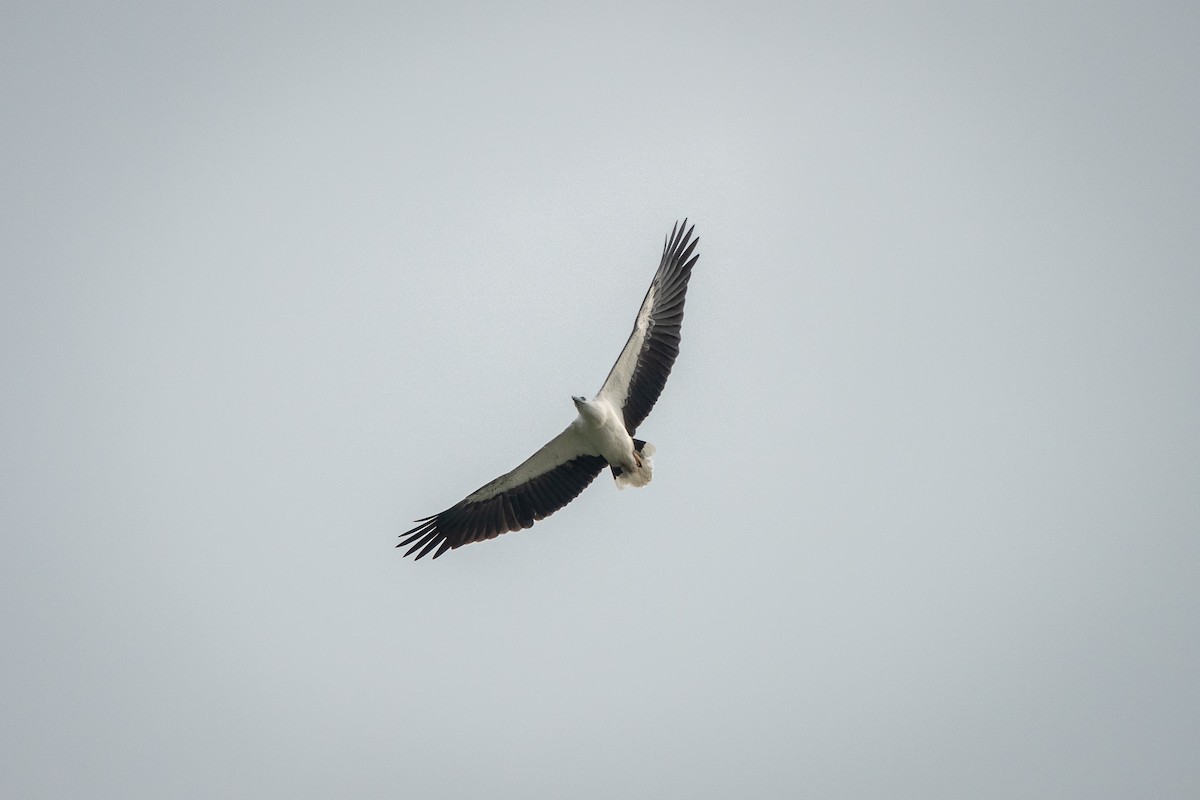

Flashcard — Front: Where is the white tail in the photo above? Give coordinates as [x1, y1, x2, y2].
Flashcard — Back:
[614, 442, 655, 490]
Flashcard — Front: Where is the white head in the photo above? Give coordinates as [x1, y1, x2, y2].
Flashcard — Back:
[572, 395, 603, 424]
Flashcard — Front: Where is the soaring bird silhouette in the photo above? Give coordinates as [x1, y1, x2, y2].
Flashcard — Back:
[399, 221, 699, 559]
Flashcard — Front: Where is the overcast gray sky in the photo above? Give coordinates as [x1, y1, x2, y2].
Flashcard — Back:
[3, 2, 1198, 798]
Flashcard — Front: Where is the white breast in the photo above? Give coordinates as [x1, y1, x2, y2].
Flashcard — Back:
[574, 396, 634, 467]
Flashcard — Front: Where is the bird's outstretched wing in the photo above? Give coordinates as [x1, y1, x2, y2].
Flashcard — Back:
[597, 220, 699, 435]
[398, 426, 607, 559]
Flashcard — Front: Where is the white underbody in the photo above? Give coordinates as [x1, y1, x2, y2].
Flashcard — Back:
[573, 396, 654, 489]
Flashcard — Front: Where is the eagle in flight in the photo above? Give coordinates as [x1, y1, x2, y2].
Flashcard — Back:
[399, 220, 699, 559]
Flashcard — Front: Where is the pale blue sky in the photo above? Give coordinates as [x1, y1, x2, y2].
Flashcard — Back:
[3, 2, 1198, 798]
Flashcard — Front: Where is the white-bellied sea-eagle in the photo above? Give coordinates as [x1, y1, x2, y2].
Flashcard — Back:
[399, 220, 699, 559]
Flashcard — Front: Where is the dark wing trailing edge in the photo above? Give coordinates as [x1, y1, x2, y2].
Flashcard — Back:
[598, 220, 699, 435]
[398, 427, 606, 560]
